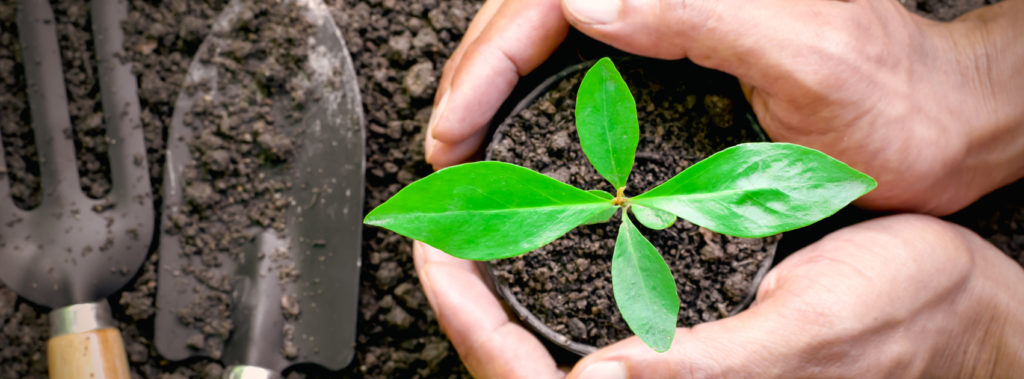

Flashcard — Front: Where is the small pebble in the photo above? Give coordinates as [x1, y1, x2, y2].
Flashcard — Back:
[403, 60, 435, 99]
[384, 305, 414, 329]
[281, 294, 301, 318]
[186, 334, 205, 350]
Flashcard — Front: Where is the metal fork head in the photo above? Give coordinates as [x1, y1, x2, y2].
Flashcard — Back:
[0, 0, 153, 309]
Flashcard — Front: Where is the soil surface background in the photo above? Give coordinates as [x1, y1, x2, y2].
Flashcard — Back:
[488, 59, 778, 350]
[0, 0, 1018, 378]
[1, 0, 478, 377]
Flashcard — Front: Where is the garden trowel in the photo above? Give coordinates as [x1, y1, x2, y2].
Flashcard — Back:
[154, 0, 364, 375]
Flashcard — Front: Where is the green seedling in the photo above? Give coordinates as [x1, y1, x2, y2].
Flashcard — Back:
[364, 57, 877, 352]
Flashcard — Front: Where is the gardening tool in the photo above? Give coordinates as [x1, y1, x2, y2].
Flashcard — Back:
[154, 0, 364, 376]
[0, 1, 153, 378]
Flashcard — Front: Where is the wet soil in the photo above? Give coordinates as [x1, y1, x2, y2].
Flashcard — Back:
[0, 0, 1018, 377]
[488, 59, 777, 349]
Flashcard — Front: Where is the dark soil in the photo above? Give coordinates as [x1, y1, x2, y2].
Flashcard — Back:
[488, 59, 778, 350]
[162, 0, 315, 361]
[0, 0, 475, 377]
[0, 0, 1017, 378]
[0, 1, 117, 205]
[50, 1, 113, 199]
[0, 1, 39, 209]
[901, 0, 1002, 20]
[948, 180, 1024, 264]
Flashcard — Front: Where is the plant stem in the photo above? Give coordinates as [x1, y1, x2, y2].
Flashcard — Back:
[613, 187, 627, 206]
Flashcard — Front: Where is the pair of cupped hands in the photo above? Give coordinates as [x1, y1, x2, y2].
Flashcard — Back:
[413, 0, 1024, 377]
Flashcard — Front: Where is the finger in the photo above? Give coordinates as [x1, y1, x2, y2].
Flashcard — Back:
[738, 79, 776, 142]
[425, 0, 505, 163]
[428, 127, 489, 170]
[413, 242, 563, 379]
[744, 84, 782, 141]
[564, 263, 811, 377]
[739, 80, 754, 104]
[559, 0, 848, 91]
[435, 0, 506, 103]
[569, 298, 793, 378]
[427, 0, 570, 164]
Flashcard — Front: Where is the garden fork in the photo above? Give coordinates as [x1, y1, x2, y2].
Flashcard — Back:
[0, 1, 152, 378]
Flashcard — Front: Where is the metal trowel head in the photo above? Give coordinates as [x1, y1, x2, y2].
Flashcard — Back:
[155, 0, 364, 373]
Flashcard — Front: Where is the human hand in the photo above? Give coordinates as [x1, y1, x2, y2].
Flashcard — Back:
[425, 0, 1024, 215]
[567, 214, 1024, 378]
[412, 241, 565, 378]
[421, 0, 568, 170]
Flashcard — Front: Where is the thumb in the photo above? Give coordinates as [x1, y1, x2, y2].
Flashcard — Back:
[566, 258, 819, 379]
[559, 0, 841, 90]
[567, 304, 791, 378]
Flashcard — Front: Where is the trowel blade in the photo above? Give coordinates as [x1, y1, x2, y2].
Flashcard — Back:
[155, 0, 364, 372]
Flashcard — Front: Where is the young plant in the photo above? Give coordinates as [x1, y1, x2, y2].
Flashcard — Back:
[364, 57, 876, 352]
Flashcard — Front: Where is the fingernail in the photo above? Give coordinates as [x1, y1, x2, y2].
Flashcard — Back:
[564, 0, 621, 25]
[425, 93, 449, 163]
[578, 360, 628, 379]
[427, 92, 449, 138]
[424, 135, 436, 163]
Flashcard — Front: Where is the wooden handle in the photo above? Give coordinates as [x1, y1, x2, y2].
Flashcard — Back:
[47, 327, 130, 379]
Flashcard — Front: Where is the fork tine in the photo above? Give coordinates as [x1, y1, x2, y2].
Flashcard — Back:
[0, 131, 16, 213]
[17, 0, 82, 199]
[91, 0, 151, 204]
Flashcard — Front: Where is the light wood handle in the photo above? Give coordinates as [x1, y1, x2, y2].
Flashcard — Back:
[47, 327, 130, 379]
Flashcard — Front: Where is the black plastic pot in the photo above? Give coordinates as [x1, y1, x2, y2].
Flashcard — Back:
[482, 57, 777, 357]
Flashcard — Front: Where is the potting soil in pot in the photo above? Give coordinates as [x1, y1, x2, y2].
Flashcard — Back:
[488, 60, 779, 349]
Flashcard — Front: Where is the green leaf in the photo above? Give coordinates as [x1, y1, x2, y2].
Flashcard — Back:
[364, 161, 616, 260]
[587, 189, 614, 200]
[612, 216, 679, 353]
[631, 204, 676, 230]
[580, 190, 617, 225]
[576, 57, 639, 190]
[632, 143, 877, 238]
[582, 206, 618, 226]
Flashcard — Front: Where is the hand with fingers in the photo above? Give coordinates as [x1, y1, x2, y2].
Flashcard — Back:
[413, 241, 566, 378]
[425, 0, 1024, 215]
[569, 215, 1024, 378]
[417, 0, 1024, 377]
[414, 215, 1024, 378]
